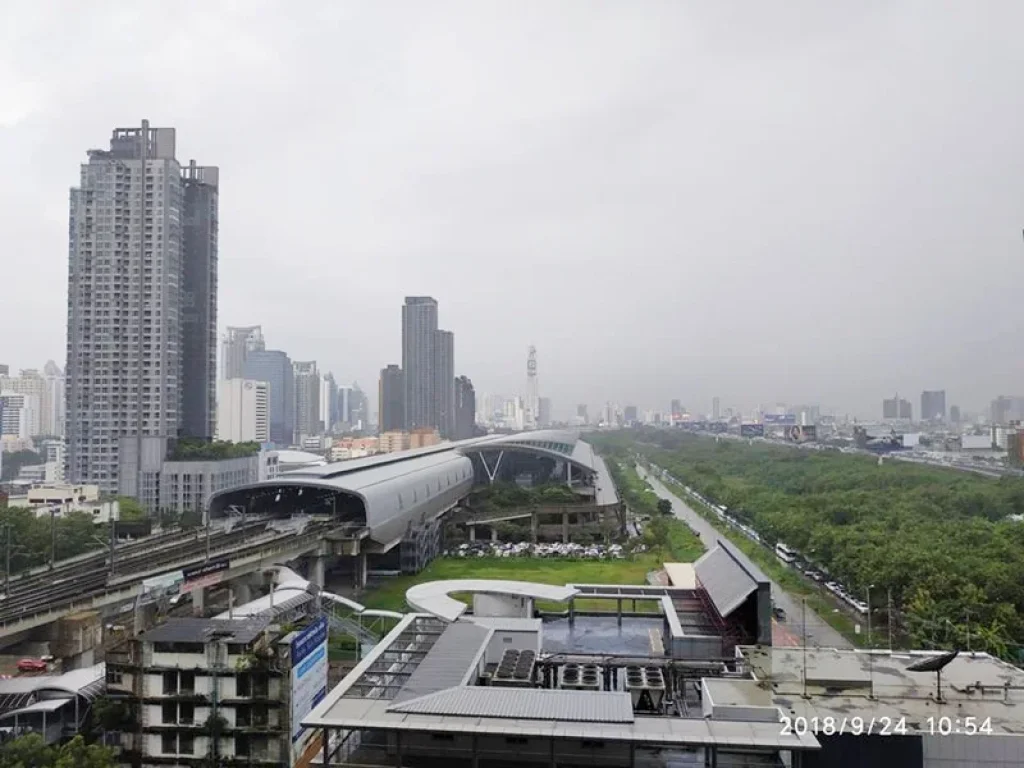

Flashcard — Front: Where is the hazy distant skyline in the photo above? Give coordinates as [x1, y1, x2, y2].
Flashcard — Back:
[4, 1, 1024, 420]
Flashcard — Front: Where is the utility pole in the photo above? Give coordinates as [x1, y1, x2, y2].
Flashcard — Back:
[109, 519, 116, 576]
[966, 608, 972, 652]
[887, 588, 893, 652]
[801, 597, 808, 697]
[3, 525, 10, 595]
[49, 508, 57, 571]
[866, 585, 874, 647]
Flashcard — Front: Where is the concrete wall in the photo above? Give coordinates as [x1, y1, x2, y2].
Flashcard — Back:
[473, 594, 532, 618]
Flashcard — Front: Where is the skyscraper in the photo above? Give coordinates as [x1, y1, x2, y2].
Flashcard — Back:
[216, 379, 269, 443]
[319, 372, 337, 434]
[712, 396, 721, 421]
[435, 329, 455, 439]
[402, 297, 439, 430]
[538, 397, 552, 427]
[671, 399, 682, 423]
[180, 160, 219, 440]
[576, 404, 589, 424]
[66, 121, 218, 493]
[221, 326, 264, 380]
[921, 390, 946, 423]
[379, 365, 405, 433]
[243, 349, 293, 445]
[293, 361, 321, 441]
[454, 375, 476, 440]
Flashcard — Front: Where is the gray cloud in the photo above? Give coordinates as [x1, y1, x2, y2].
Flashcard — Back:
[3, 0, 1024, 419]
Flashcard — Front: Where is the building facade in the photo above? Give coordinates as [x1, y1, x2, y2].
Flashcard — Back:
[921, 390, 946, 423]
[147, 453, 262, 515]
[292, 361, 320, 442]
[454, 375, 476, 440]
[378, 365, 405, 433]
[179, 161, 219, 441]
[0, 391, 39, 440]
[243, 350, 293, 446]
[435, 329, 455, 439]
[538, 397, 552, 427]
[216, 379, 269, 443]
[65, 122, 218, 494]
[220, 326, 264, 380]
[402, 296, 439, 431]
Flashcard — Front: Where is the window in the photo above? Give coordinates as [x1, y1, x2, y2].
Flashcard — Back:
[180, 671, 195, 693]
[179, 702, 195, 725]
[162, 671, 177, 695]
[161, 733, 176, 754]
[581, 740, 605, 749]
[505, 736, 528, 745]
[179, 733, 195, 755]
[430, 733, 455, 742]
[161, 702, 176, 724]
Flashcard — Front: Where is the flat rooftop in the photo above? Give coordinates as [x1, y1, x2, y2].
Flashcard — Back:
[139, 617, 272, 645]
[704, 646, 1024, 735]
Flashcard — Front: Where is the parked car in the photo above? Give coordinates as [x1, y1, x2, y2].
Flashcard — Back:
[17, 658, 47, 673]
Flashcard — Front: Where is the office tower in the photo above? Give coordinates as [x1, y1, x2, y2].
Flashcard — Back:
[379, 365, 405, 433]
[950, 405, 961, 424]
[454, 375, 476, 440]
[180, 161, 218, 440]
[221, 326, 264, 380]
[319, 372, 337, 433]
[402, 296, 439, 431]
[624, 405, 638, 424]
[435, 330, 455, 439]
[671, 399, 682, 422]
[243, 349, 293, 445]
[883, 395, 913, 420]
[216, 379, 269, 443]
[293, 361, 321, 441]
[349, 384, 368, 430]
[538, 397, 552, 427]
[990, 396, 1024, 425]
[0, 370, 45, 437]
[576, 404, 589, 424]
[921, 390, 946, 423]
[0, 365, 7, 376]
[526, 346, 538, 427]
[66, 121, 218, 493]
[899, 399, 912, 420]
[712, 397, 720, 421]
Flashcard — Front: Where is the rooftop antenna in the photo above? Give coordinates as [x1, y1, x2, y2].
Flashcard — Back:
[906, 649, 959, 704]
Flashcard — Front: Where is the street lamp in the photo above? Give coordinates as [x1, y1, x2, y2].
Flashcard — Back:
[866, 584, 875, 647]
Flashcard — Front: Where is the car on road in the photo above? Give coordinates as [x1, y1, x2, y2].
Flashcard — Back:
[17, 658, 47, 673]
[772, 605, 786, 621]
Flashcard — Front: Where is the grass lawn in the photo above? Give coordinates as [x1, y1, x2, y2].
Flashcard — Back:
[359, 554, 668, 614]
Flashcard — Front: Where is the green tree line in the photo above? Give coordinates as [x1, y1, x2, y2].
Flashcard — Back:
[591, 429, 1024, 659]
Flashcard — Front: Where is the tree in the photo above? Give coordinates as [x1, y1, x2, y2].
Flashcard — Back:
[0, 733, 54, 768]
[116, 497, 146, 521]
[657, 498, 673, 516]
[54, 736, 116, 768]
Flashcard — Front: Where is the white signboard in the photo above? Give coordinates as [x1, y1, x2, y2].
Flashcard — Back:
[291, 616, 329, 761]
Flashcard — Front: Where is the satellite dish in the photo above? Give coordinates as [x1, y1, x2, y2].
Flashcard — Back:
[906, 649, 959, 672]
[906, 650, 959, 703]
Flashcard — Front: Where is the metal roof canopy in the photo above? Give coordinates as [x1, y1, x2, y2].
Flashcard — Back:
[389, 686, 635, 723]
[694, 540, 765, 618]
[392, 621, 490, 703]
[406, 579, 579, 622]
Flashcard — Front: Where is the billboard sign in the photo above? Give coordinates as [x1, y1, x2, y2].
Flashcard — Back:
[140, 570, 184, 605]
[740, 423, 764, 438]
[181, 558, 230, 593]
[763, 414, 797, 426]
[708, 422, 728, 434]
[291, 616, 329, 760]
[787, 425, 817, 442]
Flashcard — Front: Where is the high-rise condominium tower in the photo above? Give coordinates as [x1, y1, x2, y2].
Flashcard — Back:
[66, 121, 218, 493]
[221, 326, 265, 380]
[402, 296, 439, 431]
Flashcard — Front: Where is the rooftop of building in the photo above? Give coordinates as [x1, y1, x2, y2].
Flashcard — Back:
[704, 646, 1024, 735]
[139, 617, 273, 645]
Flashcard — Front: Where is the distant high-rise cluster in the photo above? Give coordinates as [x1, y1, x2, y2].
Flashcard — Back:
[921, 390, 946, 423]
[882, 394, 913, 421]
[65, 121, 218, 493]
[377, 296, 471, 440]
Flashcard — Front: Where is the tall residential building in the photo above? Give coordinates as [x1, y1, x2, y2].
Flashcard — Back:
[624, 405, 638, 424]
[216, 379, 269, 443]
[435, 329, 455, 439]
[538, 397, 552, 427]
[65, 121, 218, 494]
[242, 349, 293, 445]
[712, 396, 721, 420]
[991, 396, 1024, 425]
[454, 375, 476, 440]
[882, 395, 912, 420]
[379, 365, 405, 433]
[0, 392, 39, 440]
[319, 371, 337, 433]
[950, 405, 961, 424]
[921, 390, 946, 423]
[293, 361, 321, 442]
[42, 361, 66, 437]
[350, 384, 368, 430]
[180, 161, 219, 441]
[0, 370, 46, 437]
[576, 404, 589, 424]
[671, 399, 683, 422]
[402, 296, 439, 431]
[220, 326, 264, 380]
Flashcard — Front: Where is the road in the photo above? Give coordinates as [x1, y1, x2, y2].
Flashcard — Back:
[636, 464, 854, 650]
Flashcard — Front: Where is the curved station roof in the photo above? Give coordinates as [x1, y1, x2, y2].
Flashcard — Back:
[406, 578, 579, 621]
[208, 429, 618, 550]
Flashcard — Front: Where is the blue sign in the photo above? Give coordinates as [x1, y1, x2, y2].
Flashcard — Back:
[291, 616, 329, 752]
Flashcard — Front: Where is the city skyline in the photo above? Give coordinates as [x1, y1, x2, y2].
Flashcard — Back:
[5, 4, 1024, 419]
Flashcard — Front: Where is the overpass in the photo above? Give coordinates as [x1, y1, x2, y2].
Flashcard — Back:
[2, 430, 619, 645]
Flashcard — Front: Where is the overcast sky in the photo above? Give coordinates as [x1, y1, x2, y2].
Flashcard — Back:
[4, 1, 1024, 420]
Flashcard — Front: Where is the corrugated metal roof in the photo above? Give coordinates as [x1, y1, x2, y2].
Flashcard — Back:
[694, 544, 758, 618]
[139, 617, 271, 644]
[392, 622, 490, 704]
[592, 455, 619, 507]
[389, 686, 635, 723]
